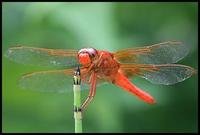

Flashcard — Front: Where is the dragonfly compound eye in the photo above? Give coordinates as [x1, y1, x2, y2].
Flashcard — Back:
[87, 48, 97, 58]
[78, 53, 91, 65]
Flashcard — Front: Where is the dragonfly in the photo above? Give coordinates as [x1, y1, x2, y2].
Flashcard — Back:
[5, 41, 196, 111]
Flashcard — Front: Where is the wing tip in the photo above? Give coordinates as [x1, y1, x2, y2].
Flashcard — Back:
[168, 40, 182, 45]
[4, 48, 16, 60]
[4, 49, 11, 58]
[4, 46, 26, 59]
[182, 65, 197, 77]
[191, 68, 197, 76]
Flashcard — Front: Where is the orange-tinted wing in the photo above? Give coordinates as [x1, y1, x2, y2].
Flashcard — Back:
[114, 41, 189, 64]
[19, 68, 89, 93]
[120, 64, 196, 85]
[4, 46, 80, 67]
[19, 68, 108, 93]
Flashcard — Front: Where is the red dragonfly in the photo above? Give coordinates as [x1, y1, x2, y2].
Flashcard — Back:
[5, 41, 196, 111]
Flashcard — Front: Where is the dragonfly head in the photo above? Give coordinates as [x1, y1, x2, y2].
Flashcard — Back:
[78, 48, 98, 65]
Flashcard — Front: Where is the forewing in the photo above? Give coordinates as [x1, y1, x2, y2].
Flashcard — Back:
[4, 46, 80, 67]
[120, 64, 196, 85]
[114, 41, 189, 64]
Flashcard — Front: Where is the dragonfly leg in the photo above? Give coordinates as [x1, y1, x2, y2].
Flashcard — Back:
[87, 63, 94, 71]
[81, 72, 97, 111]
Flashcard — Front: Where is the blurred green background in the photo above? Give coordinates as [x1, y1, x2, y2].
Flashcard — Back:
[2, 2, 198, 133]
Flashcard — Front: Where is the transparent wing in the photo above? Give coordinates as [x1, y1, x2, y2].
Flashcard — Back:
[19, 69, 82, 93]
[18, 69, 108, 93]
[120, 64, 196, 85]
[4, 46, 80, 67]
[114, 41, 189, 64]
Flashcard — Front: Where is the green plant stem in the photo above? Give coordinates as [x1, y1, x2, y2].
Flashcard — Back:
[73, 67, 82, 133]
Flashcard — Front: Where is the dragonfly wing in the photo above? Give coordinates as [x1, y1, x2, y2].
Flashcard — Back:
[120, 64, 196, 85]
[19, 69, 90, 93]
[5, 46, 80, 67]
[18, 68, 108, 93]
[114, 41, 189, 64]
